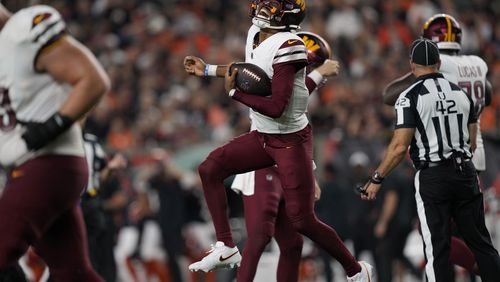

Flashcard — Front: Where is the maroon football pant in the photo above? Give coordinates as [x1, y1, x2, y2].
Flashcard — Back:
[238, 167, 303, 282]
[198, 125, 361, 276]
[0, 155, 103, 282]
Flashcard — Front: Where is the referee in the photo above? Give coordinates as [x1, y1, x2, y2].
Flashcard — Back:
[361, 38, 500, 282]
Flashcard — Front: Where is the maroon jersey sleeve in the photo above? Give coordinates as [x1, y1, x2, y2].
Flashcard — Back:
[305, 76, 317, 94]
[232, 40, 308, 118]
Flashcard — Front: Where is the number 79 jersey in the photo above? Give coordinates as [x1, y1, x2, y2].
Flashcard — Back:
[440, 54, 488, 170]
[0, 5, 84, 158]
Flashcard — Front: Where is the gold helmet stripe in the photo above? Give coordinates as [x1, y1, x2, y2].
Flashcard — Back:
[423, 17, 432, 30]
[445, 15, 452, 42]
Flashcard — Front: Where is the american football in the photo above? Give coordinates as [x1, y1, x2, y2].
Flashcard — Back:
[296, 31, 332, 71]
[229, 62, 271, 97]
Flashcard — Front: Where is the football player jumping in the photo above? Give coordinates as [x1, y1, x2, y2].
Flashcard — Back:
[185, 29, 339, 281]
[383, 13, 494, 277]
[184, 0, 373, 281]
[0, 4, 109, 282]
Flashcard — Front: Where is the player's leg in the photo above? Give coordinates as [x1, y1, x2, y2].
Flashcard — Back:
[0, 156, 85, 269]
[191, 131, 275, 272]
[274, 198, 303, 282]
[0, 181, 32, 269]
[451, 163, 500, 282]
[414, 169, 454, 282]
[34, 205, 103, 282]
[197, 131, 274, 247]
[237, 167, 281, 282]
[268, 127, 365, 279]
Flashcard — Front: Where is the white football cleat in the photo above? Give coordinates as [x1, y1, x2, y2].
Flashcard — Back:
[347, 261, 374, 282]
[188, 241, 241, 272]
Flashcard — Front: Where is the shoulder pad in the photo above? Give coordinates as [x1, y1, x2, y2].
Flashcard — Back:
[4, 5, 66, 46]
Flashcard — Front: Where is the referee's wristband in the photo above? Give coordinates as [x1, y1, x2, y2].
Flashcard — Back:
[204, 64, 217, 77]
[369, 171, 384, 184]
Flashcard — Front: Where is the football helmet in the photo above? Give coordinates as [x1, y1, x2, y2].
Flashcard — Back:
[296, 31, 332, 72]
[250, 0, 306, 30]
[422, 13, 462, 51]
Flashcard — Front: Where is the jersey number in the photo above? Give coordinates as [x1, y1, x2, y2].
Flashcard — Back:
[0, 88, 17, 131]
[458, 81, 484, 115]
[435, 100, 457, 115]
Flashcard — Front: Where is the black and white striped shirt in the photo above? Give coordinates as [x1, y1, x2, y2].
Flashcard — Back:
[83, 133, 107, 196]
[394, 73, 477, 165]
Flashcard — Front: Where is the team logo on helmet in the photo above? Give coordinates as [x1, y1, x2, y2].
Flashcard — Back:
[422, 13, 462, 51]
[296, 31, 332, 72]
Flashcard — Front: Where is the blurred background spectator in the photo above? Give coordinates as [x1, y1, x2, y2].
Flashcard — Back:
[2, 0, 499, 281]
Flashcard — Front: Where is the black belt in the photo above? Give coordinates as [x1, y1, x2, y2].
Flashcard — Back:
[415, 158, 471, 170]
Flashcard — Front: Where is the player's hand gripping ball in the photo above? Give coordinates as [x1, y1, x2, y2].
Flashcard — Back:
[229, 63, 272, 97]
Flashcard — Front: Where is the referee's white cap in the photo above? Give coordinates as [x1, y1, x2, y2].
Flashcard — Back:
[409, 38, 440, 66]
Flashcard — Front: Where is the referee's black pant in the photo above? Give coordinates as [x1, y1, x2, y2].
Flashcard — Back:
[415, 161, 500, 282]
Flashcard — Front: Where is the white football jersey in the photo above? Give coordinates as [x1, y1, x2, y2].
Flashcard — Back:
[245, 26, 309, 134]
[440, 54, 488, 170]
[0, 5, 85, 161]
[232, 161, 316, 195]
[234, 26, 311, 195]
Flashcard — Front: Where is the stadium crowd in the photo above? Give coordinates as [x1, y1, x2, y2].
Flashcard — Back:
[1, 0, 500, 281]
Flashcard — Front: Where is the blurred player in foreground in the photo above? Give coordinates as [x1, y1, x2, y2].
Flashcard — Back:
[0, 3, 109, 282]
[184, 0, 372, 281]
[185, 29, 339, 281]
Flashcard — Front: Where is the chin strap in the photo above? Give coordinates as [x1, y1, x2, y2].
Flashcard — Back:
[252, 18, 300, 31]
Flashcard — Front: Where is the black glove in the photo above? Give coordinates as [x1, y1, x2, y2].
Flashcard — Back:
[22, 113, 74, 151]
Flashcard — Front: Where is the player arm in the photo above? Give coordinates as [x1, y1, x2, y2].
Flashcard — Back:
[38, 36, 110, 120]
[21, 36, 110, 151]
[375, 128, 414, 179]
[306, 59, 340, 94]
[183, 55, 229, 77]
[0, 4, 10, 29]
[383, 72, 416, 106]
[230, 41, 308, 118]
[230, 62, 304, 118]
[362, 94, 416, 200]
[485, 80, 492, 106]
[466, 90, 478, 152]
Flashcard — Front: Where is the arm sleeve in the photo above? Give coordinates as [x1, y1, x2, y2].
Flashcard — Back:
[305, 76, 317, 94]
[232, 40, 308, 118]
[485, 80, 492, 107]
[232, 63, 301, 118]
[305, 70, 325, 94]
